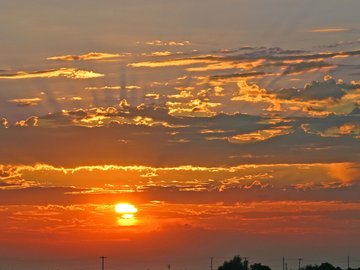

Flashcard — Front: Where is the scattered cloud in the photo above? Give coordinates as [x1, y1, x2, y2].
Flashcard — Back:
[47, 52, 127, 61]
[141, 51, 183, 57]
[14, 116, 38, 127]
[166, 99, 221, 117]
[139, 40, 191, 46]
[308, 28, 349, 33]
[1, 118, 8, 128]
[0, 68, 104, 80]
[8, 98, 41, 107]
[128, 58, 217, 68]
[302, 122, 360, 139]
[85, 85, 140, 90]
[228, 126, 293, 144]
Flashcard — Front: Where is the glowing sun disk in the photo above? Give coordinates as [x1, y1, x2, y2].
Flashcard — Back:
[115, 203, 138, 214]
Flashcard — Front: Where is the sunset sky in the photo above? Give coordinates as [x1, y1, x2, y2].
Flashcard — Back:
[1, 1, 360, 270]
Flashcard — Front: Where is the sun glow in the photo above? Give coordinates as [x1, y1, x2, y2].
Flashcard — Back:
[115, 203, 138, 214]
[115, 203, 138, 226]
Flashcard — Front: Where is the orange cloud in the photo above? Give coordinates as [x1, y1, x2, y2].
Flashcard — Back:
[8, 98, 41, 107]
[227, 126, 293, 144]
[47, 52, 126, 61]
[1, 118, 8, 128]
[308, 28, 349, 33]
[0, 68, 104, 80]
[142, 40, 191, 46]
[302, 123, 360, 139]
[14, 116, 39, 127]
[166, 99, 221, 117]
[128, 58, 217, 68]
[85, 85, 140, 90]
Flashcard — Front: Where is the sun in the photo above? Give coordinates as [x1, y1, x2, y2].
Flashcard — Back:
[115, 203, 138, 226]
[115, 203, 138, 216]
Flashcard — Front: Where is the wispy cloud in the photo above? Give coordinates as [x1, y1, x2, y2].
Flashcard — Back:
[138, 40, 191, 46]
[8, 98, 41, 107]
[128, 58, 217, 68]
[85, 85, 140, 90]
[14, 116, 38, 127]
[0, 68, 104, 80]
[47, 52, 127, 61]
[228, 126, 293, 144]
[308, 27, 349, 33]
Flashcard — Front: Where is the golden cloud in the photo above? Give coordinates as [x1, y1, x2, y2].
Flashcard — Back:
[166, 99, 221, 117]
[128, 58, 217, 68]
[0, 68, 104, 80]
[142, 40, 191, 46]
[228, 126, 293, 144]
[308, 28, 349, 33]
[1, 118, 8, 128]
[14, 116, 39, 127]
[47, 52, 126, 61]
[8, 98, 41, 107]
[85, 85, 140, 90]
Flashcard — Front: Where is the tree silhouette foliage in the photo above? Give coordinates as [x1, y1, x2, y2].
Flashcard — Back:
[218, 256, 360, 270]
[218, 256, 249, 270]
[251, 263, 272, 270]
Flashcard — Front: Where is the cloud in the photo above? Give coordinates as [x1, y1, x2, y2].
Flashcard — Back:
[14, 116, 39, 127]
[308, 28, 349, 33]
[302, 122, 360, 139]
[1, 162, 360, 206]
[166, 99, 221, 117]
[140, 40, 191, 46]
[210, 71, 272, 81]
[85, 85, 140, 90]
[167, 91, 193, 99]
[1, 118, 8, 128]
[126, 46, 360, 87]
[128, 58, 217, 68]
[8, 98, 41, 107]
[0, 68, 104, 80]
[47, 52, 126, 61]
[204, 125, 293, 143]
[277, 75, 349, 101]
[230, 76, 360, 116]
[186, 59, 265, 72]
[227, 126, 293, 144]
[141, 51, 183, 57]
[280, 61, 336, 75]
[37, 103, 185, 128]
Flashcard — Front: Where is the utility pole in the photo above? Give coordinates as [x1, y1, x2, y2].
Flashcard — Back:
[243, 257, 249, 270]
[286, 263, 288, 270]
[282, 257, 285, 270]
[210, 257, 214, 270]
[347, 256, 350, 270]
[298, 258, 303, 270]
[168, 264, 171, 270]
[100, 256, 107, 270]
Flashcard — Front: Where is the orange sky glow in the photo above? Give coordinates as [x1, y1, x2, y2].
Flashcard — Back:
[1, 1, 360, 270]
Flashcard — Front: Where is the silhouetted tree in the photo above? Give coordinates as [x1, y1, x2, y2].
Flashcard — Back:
[218, 256, 249, 270]
[302, 263, 342, 270]
[250, 263, 271, 270]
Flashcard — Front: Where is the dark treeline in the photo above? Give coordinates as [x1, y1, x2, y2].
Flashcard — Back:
[218, 256, 360, 270]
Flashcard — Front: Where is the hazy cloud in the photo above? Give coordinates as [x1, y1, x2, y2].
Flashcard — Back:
[0, 68, 104, 80]
[8, 98, 41, 107]
[47, 52, 127, 61]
